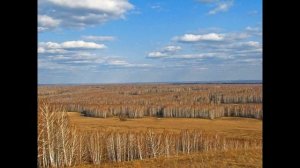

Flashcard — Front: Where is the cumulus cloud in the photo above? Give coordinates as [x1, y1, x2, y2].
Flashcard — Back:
[38, 15, 61, 32]
[174, 31, 251, 44]
[147, 45, 182, 58]
[38, 0, 134, 30]
[39, 41, 106, 54]
[60, 41, 106, 49]
[82, 35, 116, 41]
[174, 33, 225, 42]
[47, 0, 133, 15]
[38, 47, 67, 54]
[148, 52, 168, 58]
[39, 52, 152, 71]
[38, 27, 49, 32]
[147, 27, 262, 69]
[38, 41, 151, 71]
[40, 51, 106, 67]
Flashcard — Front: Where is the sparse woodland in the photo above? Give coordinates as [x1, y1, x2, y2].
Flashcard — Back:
[38, 100, 261, 167]
[39, 84, 262, 119]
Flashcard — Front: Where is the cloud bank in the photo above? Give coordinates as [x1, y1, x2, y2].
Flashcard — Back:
[38, 0, 134, 31]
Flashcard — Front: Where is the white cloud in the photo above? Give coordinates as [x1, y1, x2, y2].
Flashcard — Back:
[39, 0, 134, 30]
[48, 0, 133, 15]
[148, 27, 262, 69]
[244, 41, 260, 48]
[175, 33, 225, 42]
[208, 41, 261, 50]
[38, 47, 45, 53]
[208, 1, 233, 15]
[44, 52, 108, 67]
[227, 32, 250, 40]
[69, 60, 92, 64]
[39, 41, 106, 53]
[126, 64, 152, 68]
[40, 42, 61, 49]
[245, 26, 260, 31]
[38, 47, 67, 54]
[150, 2, 166, 12]
[38, 27, 49, 32]
[162, 46, 182, 52]
[245, 26, 262, 37]
[38, 58, 75, 70]
[39, 49, 152, 71]
[198, 0, 234, 15]
[82, 35, 115, 41]
[148, 52, 168, 58]
[105, 59, 152, 68]
[174, 32, 250, 44]
[38, 15, 60, 27]
[173, 53, 218, 59]
[107, 60, 128, 66]
[148, 52, 224, 60]
[234, 58, 262, 65]
[61, 41, 106, 49]
[148, 45, 182, 58]
[47, 55, 71, 60]
[38, 15, 61, 32]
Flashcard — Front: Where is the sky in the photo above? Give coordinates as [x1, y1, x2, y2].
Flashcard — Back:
[38, 0, 262, 84]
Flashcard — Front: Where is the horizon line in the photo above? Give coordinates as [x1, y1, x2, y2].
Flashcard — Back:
[38, 80, 262, 86]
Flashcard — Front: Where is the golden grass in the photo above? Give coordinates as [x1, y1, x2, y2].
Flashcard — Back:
[68, 112, 262, 141]
[73, 148, 262, 168]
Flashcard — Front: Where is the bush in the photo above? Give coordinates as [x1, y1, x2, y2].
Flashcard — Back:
[119, 115, 128, 121]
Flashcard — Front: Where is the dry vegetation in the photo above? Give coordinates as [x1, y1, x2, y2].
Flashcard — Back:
[73, 148, 262, 168]
[39, 84, 262, 119]
[38, 84, 262, 167]
[67, 112, 262, 141]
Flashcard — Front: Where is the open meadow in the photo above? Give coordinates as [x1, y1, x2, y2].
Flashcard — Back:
[38, 83, 262, 167]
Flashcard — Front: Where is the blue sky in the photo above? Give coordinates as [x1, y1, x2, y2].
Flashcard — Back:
[38, 0, 262, 84]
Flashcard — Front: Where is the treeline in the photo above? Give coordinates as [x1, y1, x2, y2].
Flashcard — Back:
[38, 102, 261, 167]
[38, 84, 262, 119]
[57, 103, 262, 119]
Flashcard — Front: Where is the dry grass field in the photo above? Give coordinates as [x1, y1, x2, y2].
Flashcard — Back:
[38, 84, 262, 167]
[68, 112, 261, 140]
